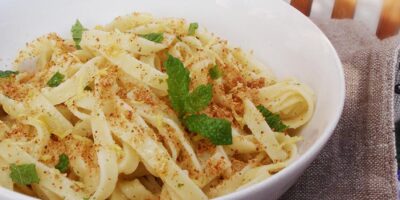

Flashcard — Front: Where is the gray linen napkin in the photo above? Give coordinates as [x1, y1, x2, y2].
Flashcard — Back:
[281, 19, 400, 200]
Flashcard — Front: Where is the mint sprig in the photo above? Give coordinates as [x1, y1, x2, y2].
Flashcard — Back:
[9, 164, 40, 185]
[71, 20, 87, 49]
[183, 84, 212, 114]
[140, 33, 164, 43]
[164, 55, 232, 145]
[165, 55, 213, 116]
[256, 105, 288, 132]
[47, 72, 65, 87]
[183, 114, 232, 145]
[55, 153, 69, 173]
[209, 65, 222, 80]
[188, 22, 199, 35]
[165, 55, 190, 116]
[0, 70, 19, 78]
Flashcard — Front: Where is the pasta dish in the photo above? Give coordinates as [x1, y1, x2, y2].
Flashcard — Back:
[0, 13, 315, 200]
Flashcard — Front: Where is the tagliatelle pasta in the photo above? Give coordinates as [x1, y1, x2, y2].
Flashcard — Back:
[0, 12, 315, 200]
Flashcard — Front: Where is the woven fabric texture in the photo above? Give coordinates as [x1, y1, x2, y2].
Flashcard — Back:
[281, 19, 400, 200]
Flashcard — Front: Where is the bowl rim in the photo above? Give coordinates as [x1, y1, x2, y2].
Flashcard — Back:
[0, 1, 345, 200]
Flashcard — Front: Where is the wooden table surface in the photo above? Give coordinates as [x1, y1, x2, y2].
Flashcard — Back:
[290, 0, 400, 39]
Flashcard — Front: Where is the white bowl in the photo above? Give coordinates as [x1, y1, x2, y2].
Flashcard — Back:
[0, 0, 345, 199]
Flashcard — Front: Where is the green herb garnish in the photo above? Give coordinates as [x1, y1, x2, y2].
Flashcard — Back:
[0, 70, 18, 78]
[183, 114, 232, 145]
[71, 20, 87, 49]
[55, 153, 69, 173]
[165, 55, 232, 145]
[188, 22, 199, 35]
[209, 65, 222, 80]
[164, 55, 213, 116]
[183, 84, 213, 114]
[9, 164, 40, 185]
[256, 105, 288, 132]
[140, 33, 164, 43]
[47, 72, 65, 87]
[164, 54, 191, 116]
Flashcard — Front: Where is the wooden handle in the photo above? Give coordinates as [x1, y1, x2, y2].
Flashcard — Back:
[377, 0, 400, 39]
[291, 0, 313, 16]
[331, 0, 357, 19]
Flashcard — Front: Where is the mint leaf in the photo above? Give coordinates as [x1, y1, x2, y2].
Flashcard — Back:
[165, 55, 213, 116]
[0, 70, 18, 78]
[184, 84, 212, 114]
[55, 153, 69, 173]
[9, 164, 40, 185]
[209, 65, 221, 80]
[188, 23, 199, 35]
[47, 72, 65, 87]
[165, 55, 232, 145]
[183, 114, 232, 145]
[256, 105, 288, 132]
[164, 55, 190, 116]
[140, 33, 164, 43]
[71, 20, 87, 49]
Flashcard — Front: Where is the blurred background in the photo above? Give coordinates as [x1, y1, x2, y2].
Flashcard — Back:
[287, 0, 400, 39]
